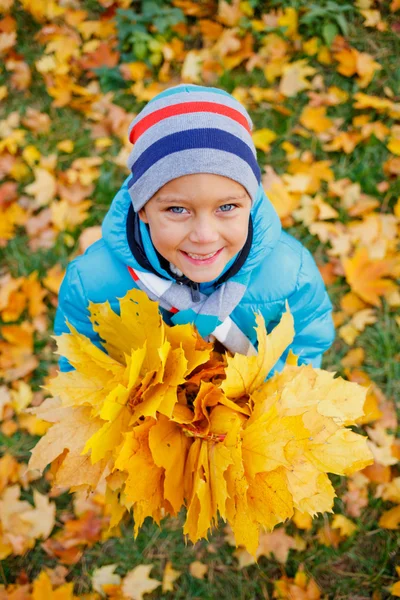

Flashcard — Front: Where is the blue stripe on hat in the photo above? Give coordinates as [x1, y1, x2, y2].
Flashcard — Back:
[129, 128, 261, 186]
[147, 84, 233, 104]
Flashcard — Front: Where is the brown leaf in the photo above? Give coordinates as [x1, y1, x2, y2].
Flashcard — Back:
[80, 42, 120, 73]
[256, 528, 298, 563]
[42, 510, 104, 564]
[21, 107, 51, 134]
[5, 59, 31, 91]
[189, 560, 208, 579]
[0, 181, 17, 207]
[343, 248, 398, 307]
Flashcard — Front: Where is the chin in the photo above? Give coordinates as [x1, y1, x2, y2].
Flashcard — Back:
[183, 267, 224, 283]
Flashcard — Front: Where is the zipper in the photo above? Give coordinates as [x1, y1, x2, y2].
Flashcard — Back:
[189, 281, 200, 302]
[174, 275, 201, 303]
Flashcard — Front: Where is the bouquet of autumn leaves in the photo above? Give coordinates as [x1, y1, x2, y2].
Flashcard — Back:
[29, 290, 373, 556]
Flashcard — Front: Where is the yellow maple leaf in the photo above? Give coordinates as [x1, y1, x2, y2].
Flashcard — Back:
[165, 322, 212, 375]
[0, 203, 27, 241]
[252, 128, 277, 152]
[262, 168, 300, 220]
[134, 344, 188, 419]
[279, 60, 316, 97]
[89, 288, 164, 368]
[0, 486, 56, 559]
[32, 571, 76, 600]
[299, 105, 334, 133]
[378, 505, 400, 529]
[334, 47, 381, 88]
[391, 578, 400, 598]
[247, 467, 294, 530]
[51, 199, 92, 231]
[122, 564, 161, 600]
[292, 508, 313, 530]
[29, 290, 373, 557]
[331, 514, 357, 537]
[25, 167, 57, 207]
[343, 247, 398, 306]
[55, 321, 124, 379]
[29, 403, 108, 490]
[273, 566, 321, 599]
[22, 144, 41, 166]
[278, 7, 298, 39]
[162, 560, 181, 593]
[56, 139, 74, 153]
[148, 415, 191, 512]
[356, 51, 382, 88]
[115, 420, 165, 534]
[189, 560, 208, 579]
[221, 307, 295, 399]
[242, 406, 305, 476]
[92, 564, 121, 595]
[387, 137, 400, 155]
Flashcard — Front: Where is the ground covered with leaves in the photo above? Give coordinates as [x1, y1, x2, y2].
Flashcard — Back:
[0, 0, 400, 598]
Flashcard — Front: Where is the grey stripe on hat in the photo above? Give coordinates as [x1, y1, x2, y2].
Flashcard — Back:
[128, 148, 259, 211]
[127, 113, 257, 170]
[128, 90, 254, 139]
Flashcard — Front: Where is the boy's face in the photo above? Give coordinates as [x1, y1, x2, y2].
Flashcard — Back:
[138, 173, 252, 283]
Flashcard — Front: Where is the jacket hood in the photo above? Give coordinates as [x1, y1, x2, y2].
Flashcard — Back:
[102, 176, 282, 284]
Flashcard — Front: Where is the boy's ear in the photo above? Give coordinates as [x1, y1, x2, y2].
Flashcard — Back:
[137, 207, 148, 223]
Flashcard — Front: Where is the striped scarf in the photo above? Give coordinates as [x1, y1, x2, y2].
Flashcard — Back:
[127, 265, 256, 356]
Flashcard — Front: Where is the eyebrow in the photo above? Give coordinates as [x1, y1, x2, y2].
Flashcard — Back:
[155, 193, 248, 204]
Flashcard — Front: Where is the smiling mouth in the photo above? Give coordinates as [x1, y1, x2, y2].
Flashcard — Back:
[183, 250, 220, 260]
[179, 248, 224, 264]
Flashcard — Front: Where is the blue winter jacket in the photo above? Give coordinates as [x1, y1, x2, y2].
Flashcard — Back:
[54, 177, 335, 374]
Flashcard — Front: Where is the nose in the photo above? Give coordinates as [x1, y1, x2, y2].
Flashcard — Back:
[188, 215, 220, 245]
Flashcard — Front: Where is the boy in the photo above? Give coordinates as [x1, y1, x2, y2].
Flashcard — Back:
[55, 84, 335, 373]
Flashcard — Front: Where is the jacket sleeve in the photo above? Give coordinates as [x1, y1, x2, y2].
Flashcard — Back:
[54, 261, 103, 372]
[271, 245, 335, 374]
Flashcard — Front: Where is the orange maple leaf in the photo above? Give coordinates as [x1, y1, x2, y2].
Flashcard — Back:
[80, 42, 120, 74]
[343, 247, 398, 307]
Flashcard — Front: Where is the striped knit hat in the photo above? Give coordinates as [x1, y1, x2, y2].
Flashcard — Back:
[127, 84, 261, 212]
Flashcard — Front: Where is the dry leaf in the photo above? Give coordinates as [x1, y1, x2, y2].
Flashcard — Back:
[189, 560, 208, 579]
[92, 564, 121, 594]
[331, 514, 357, 537]
[162, 560, 181, 592]
[122, 565, 161, 600]
[25, 168, 57, 207]
[378, 505, 400, 529]
[343, 248, 398, 307]
[279, 60, 316, 97]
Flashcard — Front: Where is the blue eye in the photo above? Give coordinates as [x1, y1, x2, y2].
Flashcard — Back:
[219, 204, 236, 212]
[168, 206, 188, 214]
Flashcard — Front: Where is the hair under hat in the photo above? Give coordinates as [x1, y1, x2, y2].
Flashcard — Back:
[127, 84, 261, 212]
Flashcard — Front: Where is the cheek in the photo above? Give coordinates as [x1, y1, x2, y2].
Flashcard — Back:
[150, 221, 184, 250]
[224, 216, 250, 246]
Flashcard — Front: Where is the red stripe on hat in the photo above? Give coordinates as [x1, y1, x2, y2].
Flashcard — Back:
[127, 266, 139, 281]
[170, 306, 179, 314]
[130, 101, 251, 143]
